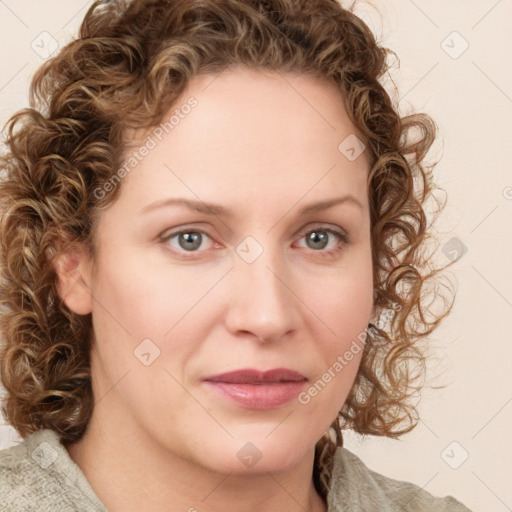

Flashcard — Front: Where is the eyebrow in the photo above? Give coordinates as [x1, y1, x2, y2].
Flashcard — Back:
[140, 195, 364, 217]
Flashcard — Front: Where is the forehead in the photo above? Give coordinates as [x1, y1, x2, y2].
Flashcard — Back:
[118, 67, 369, 214]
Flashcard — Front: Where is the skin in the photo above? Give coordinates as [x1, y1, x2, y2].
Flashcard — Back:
[57, 66, 375, 512]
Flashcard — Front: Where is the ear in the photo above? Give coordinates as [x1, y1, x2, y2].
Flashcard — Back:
[54, 246, 93, 315]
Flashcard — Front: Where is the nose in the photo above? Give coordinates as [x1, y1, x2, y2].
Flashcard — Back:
[223, 243, 300, 345]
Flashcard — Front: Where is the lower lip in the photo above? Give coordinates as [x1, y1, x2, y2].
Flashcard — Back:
[204, 381, 307, 409]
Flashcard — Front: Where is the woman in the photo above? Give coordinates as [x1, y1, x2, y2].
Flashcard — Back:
[0, 0, 471, 510]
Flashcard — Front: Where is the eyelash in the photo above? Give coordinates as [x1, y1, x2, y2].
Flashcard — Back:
[159, 223, 350, 260]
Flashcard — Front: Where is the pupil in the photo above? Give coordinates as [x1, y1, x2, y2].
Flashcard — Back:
[177, 231, 329, 251]
[180, 232, 201, 250]
[308, 231, 327, 250]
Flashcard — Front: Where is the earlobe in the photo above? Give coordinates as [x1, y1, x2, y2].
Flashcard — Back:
[54, 248, 93, 315]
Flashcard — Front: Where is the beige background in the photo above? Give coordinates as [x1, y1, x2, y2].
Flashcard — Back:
[1, 1, 511, 510]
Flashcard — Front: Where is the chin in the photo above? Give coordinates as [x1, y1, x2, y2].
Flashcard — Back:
[195, 433, 313, 476]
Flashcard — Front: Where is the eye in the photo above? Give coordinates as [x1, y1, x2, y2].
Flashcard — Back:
[294, 224, 349, 258]
[159, 224, 350, 259]
[161, 229, 215, 254]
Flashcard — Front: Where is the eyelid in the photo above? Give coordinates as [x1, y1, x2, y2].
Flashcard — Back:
[159, 222, 350, 257]
[159, 222, 349, 242]
[295, 222, 350, 243]
[159, 226, 217, 251]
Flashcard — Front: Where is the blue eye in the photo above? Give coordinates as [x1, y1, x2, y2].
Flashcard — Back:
[163, 230, 214, 252]
[295, 225, 349, 258]
[160, 224, 349, 258]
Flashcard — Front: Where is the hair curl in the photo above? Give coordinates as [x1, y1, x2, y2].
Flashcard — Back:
[0, 0, 459, 502]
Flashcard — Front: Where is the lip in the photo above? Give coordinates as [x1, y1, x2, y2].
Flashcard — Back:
[202, 368, 307, 410]
[202, 368, 307, 384]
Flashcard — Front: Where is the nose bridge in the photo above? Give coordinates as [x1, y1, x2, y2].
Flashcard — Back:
[226, 235, 297, 341]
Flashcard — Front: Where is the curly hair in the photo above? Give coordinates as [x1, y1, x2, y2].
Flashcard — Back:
[0, 0, 458, 501]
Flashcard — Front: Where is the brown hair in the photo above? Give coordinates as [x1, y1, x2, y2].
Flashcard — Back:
[0, 0, 458, 501]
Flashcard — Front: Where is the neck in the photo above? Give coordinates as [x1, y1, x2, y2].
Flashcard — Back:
[65, 407, 328, 512]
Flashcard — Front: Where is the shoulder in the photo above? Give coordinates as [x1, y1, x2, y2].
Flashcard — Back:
[327, 446, 473, 512]
[0, 429, 107, 512]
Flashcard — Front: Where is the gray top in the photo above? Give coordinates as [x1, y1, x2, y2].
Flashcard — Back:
[0, 428, 472, 511]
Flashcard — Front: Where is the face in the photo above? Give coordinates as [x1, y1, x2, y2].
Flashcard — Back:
[65, 66, 374, 475]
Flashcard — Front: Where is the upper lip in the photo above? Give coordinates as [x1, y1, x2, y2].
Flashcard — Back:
[203, 368, 307, 384]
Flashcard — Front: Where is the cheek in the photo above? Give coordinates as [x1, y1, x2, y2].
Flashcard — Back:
[91, 247, 214, 335]
[296, 336, 364, 436]
[307, 255, 373, 342]
[297, 260, 372, 411]
[89, 249, 225, 387]
[297, 308, 367, 426]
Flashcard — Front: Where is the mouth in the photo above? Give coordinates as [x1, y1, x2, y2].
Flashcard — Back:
[202, 368, 308, 409]
[202, 368, 307, 384]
